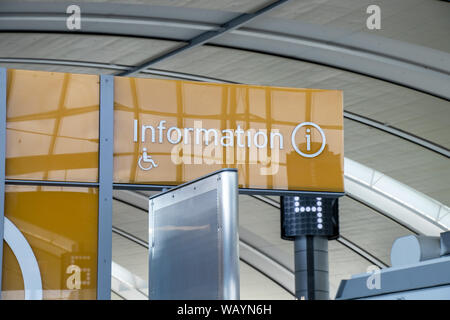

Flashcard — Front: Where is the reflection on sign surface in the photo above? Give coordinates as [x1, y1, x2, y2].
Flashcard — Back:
[114, 77, 344, 192]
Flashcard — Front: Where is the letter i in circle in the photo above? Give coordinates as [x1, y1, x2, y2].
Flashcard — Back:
[306, 128, 311, 151]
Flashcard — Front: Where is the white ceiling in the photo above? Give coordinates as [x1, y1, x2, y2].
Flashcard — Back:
[15, 0, 450, 52]
[266, 0, 450, 53]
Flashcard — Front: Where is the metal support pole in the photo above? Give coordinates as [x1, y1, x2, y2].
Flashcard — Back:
[0, 68, 6, 299]
[294, 236, 329, 300]
[97, 74, 114, 300]
[118, 0, 291, 76]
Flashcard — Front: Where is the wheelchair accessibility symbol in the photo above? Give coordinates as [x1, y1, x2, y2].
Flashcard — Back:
[138, 148, 158, 171]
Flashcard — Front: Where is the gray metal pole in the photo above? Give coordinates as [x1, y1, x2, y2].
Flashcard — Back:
[294, 235, 329, 300]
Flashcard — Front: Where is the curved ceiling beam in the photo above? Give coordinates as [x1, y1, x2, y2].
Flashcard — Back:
[112, 217, 386, 299]
[344, 158, 449, 236]
[239, 240, 295, 296]
[1, 3, 449, 99]
[1, 57, 448, 157]
[3, 55, 448, 238]
[112, 190, 390, 290]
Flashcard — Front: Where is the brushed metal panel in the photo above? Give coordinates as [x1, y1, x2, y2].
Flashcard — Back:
[150, 190, 220, 299]
[149, 169, 239, 300]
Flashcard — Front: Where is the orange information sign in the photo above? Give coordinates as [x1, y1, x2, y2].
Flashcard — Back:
[114, 77, 344, 193]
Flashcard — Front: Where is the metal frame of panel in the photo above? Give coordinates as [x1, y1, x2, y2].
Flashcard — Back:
[0, 68, 6, 298]
[115, 183, 344, 197]
[148, 169, 240, 300]
[97, 75, 114, 300]
[344, 158, 449, 235]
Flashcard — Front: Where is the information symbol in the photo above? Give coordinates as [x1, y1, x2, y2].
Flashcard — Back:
[290, 122, 326, 158]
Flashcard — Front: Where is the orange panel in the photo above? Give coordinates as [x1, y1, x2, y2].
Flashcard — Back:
[114, 77, 344, 192]
[2, 185, 98, 300]
[6, 69, 99, 182]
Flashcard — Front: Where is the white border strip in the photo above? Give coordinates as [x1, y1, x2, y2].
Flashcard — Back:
[3, 217, 43, 300]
